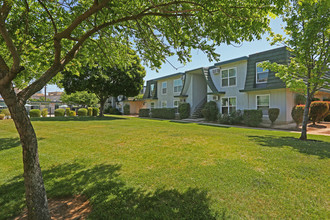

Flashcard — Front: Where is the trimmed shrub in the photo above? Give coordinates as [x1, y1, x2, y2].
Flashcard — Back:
[218, 110, 243, 125]
[324, 113, 330, 122]
[151, 108, 176, 119]
[65, 108, 71, 116]
[0, 114, 5, 120]
[178, 103, 190, 119]
[268, 108, 280, 125]
[243, 110, 263, 127]
[55, 108, 65, 117]
[78, 108, 88, 116]
[309, 101, 329, 124]
[105, 106, 122, 115]
[295, 94, 306, 105]
[123, 104, 130, 115]
[92, 107, 99, 116]
[139, 109, 150, 117]
[218, 113, 230, 124]
[0, 108, 10, 117]
[87, 107, 93, 116]
[202, 101, 219, 121]
[69, 110, 76, 116]
[41, 108, 48, 117]
[29, 109, 41, 118]
[291, 105, 305, 128]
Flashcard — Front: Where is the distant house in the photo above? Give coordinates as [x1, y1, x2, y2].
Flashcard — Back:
[143, 47, 330, 123]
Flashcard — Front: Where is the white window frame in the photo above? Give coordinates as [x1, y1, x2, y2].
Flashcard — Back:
[173, 100, 180, 108]
[256, 94, 270, 115]
[150, 102, 155, 109]
[161, 81, 167, 95]
[150, 84, 154, 97]
[221, 67, 237, 87]
[210, 67, 220, 75]
[173, 79, 183, 93]
[161, 101, 167, 108]
[221, 96, 237, 114]
[256, 61, 269, 84]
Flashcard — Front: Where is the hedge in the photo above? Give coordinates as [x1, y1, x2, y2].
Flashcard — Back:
[309, 101, 329, 124]
[69, 110, 76, 116]
[55, 108, 65, 117]
[78, 108, 88, 116]
[29, 109, 41, 118]
[218, 110, 243, 125]
[123, 104, 130, 115]
[105, 106, 122, 115]
[139, 109, 150, 117]
[65, 108, 71, 116]
[201, 101, 218, 121]
[87, 107, 93, 116]
[295, 94, 306, 105]
[268, 108, 280, 125]
[151, 108, 176, 119]
[41, 108, 48, 117]
[92, 107, 99, 116]
[291, 105, 304, 128]
[243, 109, 263, 127]
[178, 103, 190, 119]
[0, 114, 5, 120]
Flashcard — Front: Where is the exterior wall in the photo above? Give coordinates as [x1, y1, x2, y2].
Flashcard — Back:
[191, 74, 207, 111]
[124, 100, 145, 114]
[157, 75, 183, 108]
[143, 100, 158, 109]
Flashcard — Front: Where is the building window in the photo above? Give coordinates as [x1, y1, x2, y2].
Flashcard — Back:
[256, 61, 269, 84]
[150, 84, 154, 97]
[256, 94, 270, 115]
[173, 79, 183, 93]
[173, 100, 179, 108]
[221, 68, 236, 87]
[162, 82, 167, 94]
[150, 102, 155, 109]
[221, 97, 236, 114]
[210, 67, 220, 75]
[161, 101, 167, 108]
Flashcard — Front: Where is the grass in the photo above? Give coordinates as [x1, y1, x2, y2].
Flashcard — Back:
[0, 115, 329, 219]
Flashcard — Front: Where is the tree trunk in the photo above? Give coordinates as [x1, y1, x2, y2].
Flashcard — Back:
[99, 98, 106, 117]
[1, 86, 50, 220]
[300, 96, 312, 140]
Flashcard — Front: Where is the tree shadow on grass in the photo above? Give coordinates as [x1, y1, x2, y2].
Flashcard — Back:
[0, 137, 21, 151]
[30, 115, 126, 122]
[249, 135, 330, 159]
[0, 163, 219, 220]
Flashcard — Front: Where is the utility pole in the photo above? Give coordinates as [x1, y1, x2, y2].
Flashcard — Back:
[44, 85, 47, 101]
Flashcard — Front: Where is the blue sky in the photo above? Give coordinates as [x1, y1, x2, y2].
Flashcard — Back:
[47, 18, 285, 93]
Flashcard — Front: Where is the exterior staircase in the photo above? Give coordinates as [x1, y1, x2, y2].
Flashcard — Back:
[190, 98, 207, 119]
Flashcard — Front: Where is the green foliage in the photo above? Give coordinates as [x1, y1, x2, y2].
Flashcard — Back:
[178, 103, 190, 119]
[0, 114, 5, 120]
[309, 101, 329, 124]
[139, 109, 150, 117]
[87, 107, 93, 116]
[60, 91, 99, 107]
[29, 109, 41, 118]
[295, 94, 306, 105]
[105, 106, 122, 115]
[55, 109, 65, 117]
[268, 108, 280, 124]
[69, 110, 76, 117]
[123, 104, 130, 115]
[0, 109, 10, 117]
[324, 113, 330, 122]
[218, 110, 243, 125]
[65, 108, 71, 117]
[291, 105, 305, 128]
[202, 101, 219, 122]
[78, 108, 88, 117]
[41, 108, 48, 118]
[151, 108, 176, 119]
[92, 107, 99, 117]
[243, 110, 263, 127]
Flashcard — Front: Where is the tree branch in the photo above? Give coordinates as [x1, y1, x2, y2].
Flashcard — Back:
[37, 0, 57, 34]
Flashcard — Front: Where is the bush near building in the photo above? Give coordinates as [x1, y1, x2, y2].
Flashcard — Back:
[268, 108, 280, 126]
[55, 108, 65, 117]
[69, 110, 76, 116]
[123, 104, 130, 115]
[202, 101, 218, 122]
[29, 109, 41, 118]
[0, 114, 5, 120]
[178, 103, 190, 119]
[92, 107, 99, 116]
[309, 101, 329, 124]
[243, 110, 263, 127]
[65, 108, 71, 116]
[41, 108, 48, 117]
[139, 109, 150, 117]
[0, 108, 10, 117]
[218, 110, 243, 125]
[78, 108, 88, 116]
[151, 108, 176, 119]
[291, 105, 305, 128]
[87, 107, 93, 116]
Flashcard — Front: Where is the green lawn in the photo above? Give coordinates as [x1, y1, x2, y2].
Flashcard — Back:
[0, 116, 329, 219]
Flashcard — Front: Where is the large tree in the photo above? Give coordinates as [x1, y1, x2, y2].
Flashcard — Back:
[61, 49, 145, 116]
[0, 0, 286, 219]
[261, 0, 329, 140]
[60, 91, 99, 107]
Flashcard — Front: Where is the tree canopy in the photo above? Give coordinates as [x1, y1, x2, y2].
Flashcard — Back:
[60, 91, 99, 107]
[261, 0, 329, 140]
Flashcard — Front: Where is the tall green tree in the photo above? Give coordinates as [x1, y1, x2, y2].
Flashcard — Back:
[61, 49, 145, 116]
[0, 1, 286, 218]
[60, 91, 99, 107]
[261, 0, 329, 140]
